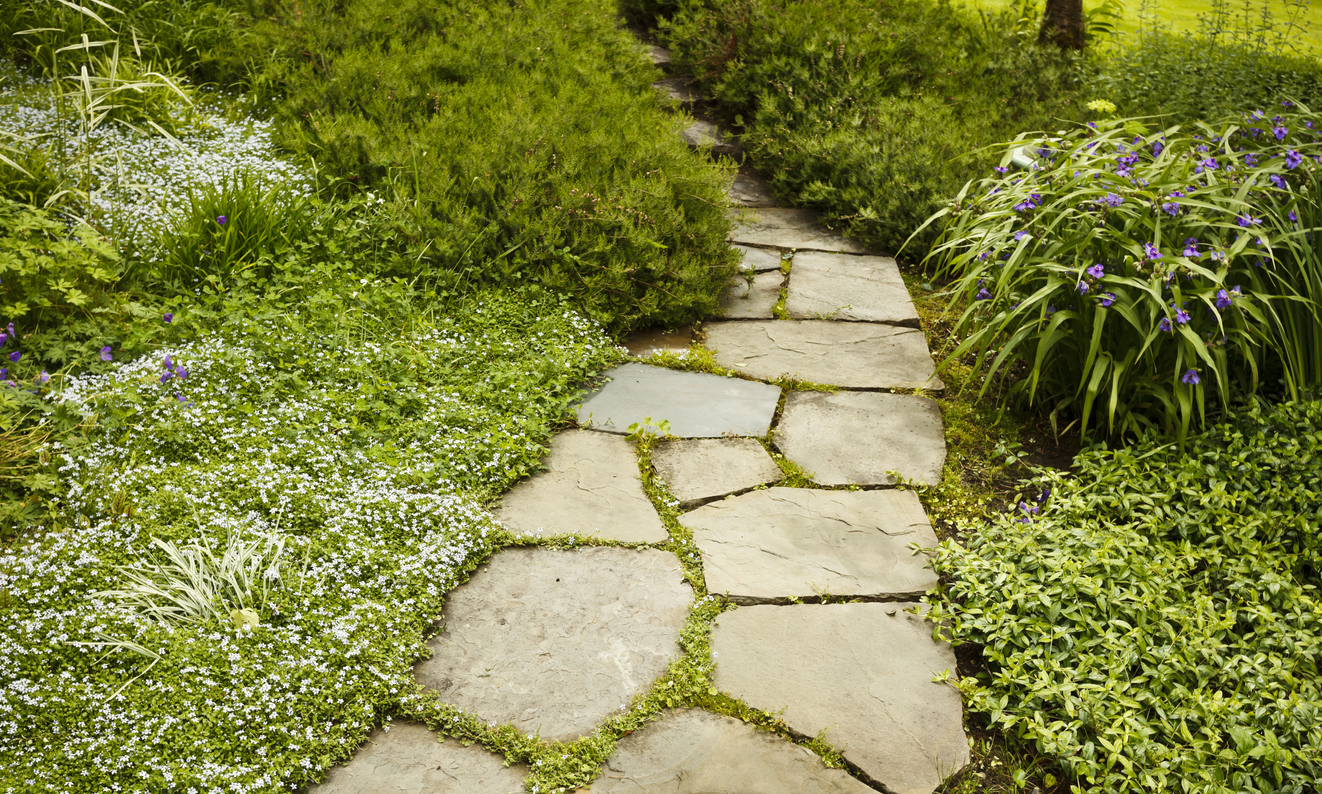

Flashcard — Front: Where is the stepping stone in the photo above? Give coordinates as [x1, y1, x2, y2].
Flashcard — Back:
[624, 328, 691, 357]
[712, 604, 969, 794]
[785, 251, 920, 326]
[585, 709, 874, 793]
[718, 270, 783, 319]
[495, 430, 666, 543]
[728, 173, 776, 207]
[653, 77, 697, 105]
[733, 244, 782, 273]
[647, 45, 671, 69]
[680, 119, 741, 158]
[577, 363, 780, 438]
[651, 438, 783, 508]
[311, 722, 527, 794]
[415, 547, 692, 743]
[681, 488, 938, 602]
[729, 208, 866, 254]
[775, 391, 946, 486]
[704, 321, 940, 389]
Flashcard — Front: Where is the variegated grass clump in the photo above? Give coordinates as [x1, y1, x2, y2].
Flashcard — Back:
[927, 103, 1322, 440]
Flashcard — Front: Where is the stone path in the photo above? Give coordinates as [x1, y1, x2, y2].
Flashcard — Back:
[313, 41, 966, 794]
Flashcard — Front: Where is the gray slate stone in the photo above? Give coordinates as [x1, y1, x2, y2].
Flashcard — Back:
[651, 438, 783, 508]
[718, 271, 783, 319]
[577, 363, 781, 438]
[415, 548, 692, 743]
[775, 391, 946, 486]
[681, 488, 938, 602]
[785, 251, 920, 326]
[495, 430, 666, 543]
[729, 209, 866, 253]
[712, 604, 969, 794]
[585, 709, 874, 793]
[653, 78, 697, 105]
[648, 45, 671, 68]
[311, 723, 527, 794]
[728, 173, 776, 207]
[733, 244, 783, 273]
[680, 119, 741, 158]
[624, 328, 692, 357]
[704, 321, 941, 390]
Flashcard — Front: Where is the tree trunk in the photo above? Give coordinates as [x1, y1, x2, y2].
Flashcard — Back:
[1038, 0, 1085, 50]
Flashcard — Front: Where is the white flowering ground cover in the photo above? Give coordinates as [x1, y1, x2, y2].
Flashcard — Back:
[0, 293, 618, 793]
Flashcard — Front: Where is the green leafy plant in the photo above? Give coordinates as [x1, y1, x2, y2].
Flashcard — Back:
[927, 107, 1322, 440]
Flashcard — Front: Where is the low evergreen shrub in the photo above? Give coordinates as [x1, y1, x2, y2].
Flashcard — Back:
[929, 399, 1322, 794]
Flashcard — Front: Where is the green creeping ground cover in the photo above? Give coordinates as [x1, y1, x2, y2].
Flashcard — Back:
[928, 400, 1322, 794]
[0, 287, 619, 792]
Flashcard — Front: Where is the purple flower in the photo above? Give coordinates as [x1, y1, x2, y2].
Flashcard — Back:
[1274, 125, 1289, 141]
[1286, 150, 1303, 169]
[164, 313, 174, 323]
[0, 333, 7, 346]
[216, 215, 227, 226]
[35, 371, 49, 385]
[1159, 318, 1172, 332]
[1153, 140, 1165, 156]
[1100, 292, 1117, 307]
[1014, 193, 1043, 213]
[0, 369, 7, 379]
[1014, 231, 1031, 241]
[8, 351, 19, 363]
[1036, 487, 1052, 503]
[160, 372, 172, 384]
[99, 346, 113, 361]
[1144, 243, 1163, 260]
[163, 355, 173, 369]
[1237, 214, 1262, 227]
[1183, 238, 1201, 258]
[994, 166, 1009, 174]
[1086, 263, 1105, 279]
[976, 288, 992, 301]
[174, 365, 189, 380]
[1175, 306, 1191, 324]
[1290, 210, 1299, 222]
[1215, 289, 1233, 309]
[1162, 202, 1180, 216]
[1243, 152, 1259, 167]
[1018, 501, 1040, 515]
[1078, 281, 1090, 294]
[1100, 193, 1125, 207]
[1196, 157, 1219, 173]
[1182, 368, 1200, 385]
[1270, 174, 1287, 189]
[1046, 305, 1058, 316]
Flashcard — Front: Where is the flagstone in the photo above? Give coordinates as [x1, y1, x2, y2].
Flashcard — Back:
[704, 320, 940, 389]
[495, 430, 666, 543]
[577, 363, 781, 438]
[584, 709, 874, 793]
[712, 604, 969, 794]
[681, 488, 938, 602]
[785, 251, 920, 326]
[311, 723, 526, 794]
[729, 208, 866, 253]
[651, 438, 783, 509]
[733, 244, 783, 272]
[718, 270, 783, 319]
[680, 120, 740, 157]
[415, 548, 691, 743]
[728, 173, 776, 207]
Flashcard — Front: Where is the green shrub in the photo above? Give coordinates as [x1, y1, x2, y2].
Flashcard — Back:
[929, 399, 1322, 794]
[656, 0, 1089, 253]
[928, 107, 1322, 440]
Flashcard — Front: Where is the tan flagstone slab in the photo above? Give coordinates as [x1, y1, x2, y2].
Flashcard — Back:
[651, 438, 783, 508]
[718, 270, 783, 319]
[577, 363, 781, 438]
[728, 173, 777, 207]
[733, 244, 783, 273]
[785, 250, 920, 326]
[729, 208, 866, 253]
[310, 722, 527, 794]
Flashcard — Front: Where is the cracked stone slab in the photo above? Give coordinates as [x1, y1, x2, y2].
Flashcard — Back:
[718, 270, 783, 319]
[416, 547, 692, 743]
[653, 77, 697, 105]
[577, 363, 780, 438]
[728, 173, 776, 207]
[680, 119, 741, 158]
[681, 488, 938, 602]
[584, 709, 875, 793]
[311, 723, 527, 794]
[776, 391, 946, 486]
[729, 208, 866, 253]
[785, 251, 920, 326]
[712, 604, 969, 794]
[651, 438, 783, 508]
[733, 244, 782, 273]
[704, 320, 941, 389]
[495, 430, 666, 543]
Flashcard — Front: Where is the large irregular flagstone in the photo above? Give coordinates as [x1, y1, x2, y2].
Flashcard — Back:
[415, 548, 692, 743]
[681, 488, 938, 602]
[712, 604, 969, 794]
[653, 77, 697, 105]
[728, 173, 777, 208]
[495, 430, 666, 544]
[680, 119, 741, 158]
[584, 709, 874, 793]
[785, 251, 920, 326]
[704, 320, 940, 390]
[776, 391, 946, 486]
[718, 270, 783, 319]
[311, 723, 527, 794]
[577, 363, 781, 438]
[729, 208, 866, 253]
[733, 244, 783, 273]
[651, 438, 783, 509]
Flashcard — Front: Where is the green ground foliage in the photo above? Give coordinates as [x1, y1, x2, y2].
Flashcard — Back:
[929, 399, 1322, 794]
[640, 0, 1089, 254]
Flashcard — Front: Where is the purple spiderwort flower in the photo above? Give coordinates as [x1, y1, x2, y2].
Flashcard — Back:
[1237, 214, 1262, 227]
[1100, 292, 1117, 307]
[1014, 193, 1043, 212]
[1077, 281, 1090, 294]
[1196, 157, 1219, 173]
[975, 288, 992, 301]
[1270, 173, 1287, 189]
[1215, 289, 1233, 309]
[216, 215, 227, 226]
[1046, 305, 1057, 316]
[1100, 193, 1124, 207]
[8, 351, 19, 363]
[1183, 238, 1201, 258]
[994, 166, 1009, 174]
[1290, 210, 1299, 222]
[1162, 202, 1180, 216]
[1175, 306, 1191, 324]
[1144, 243, 1163, 260]
[164, 313, 174, 323]
[1274, 125, 1289, 141]
[99, 346, 113, 361]
[1182, 368, 1200, 385]
[1159, 317, 1172, 332]
[1286, 150, 1303, 169]
[1086, 263, 1105, 279]
[1014, 231, 1031, 241]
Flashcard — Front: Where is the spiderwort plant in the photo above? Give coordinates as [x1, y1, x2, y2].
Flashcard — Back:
[923, 105, 1322, 441]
